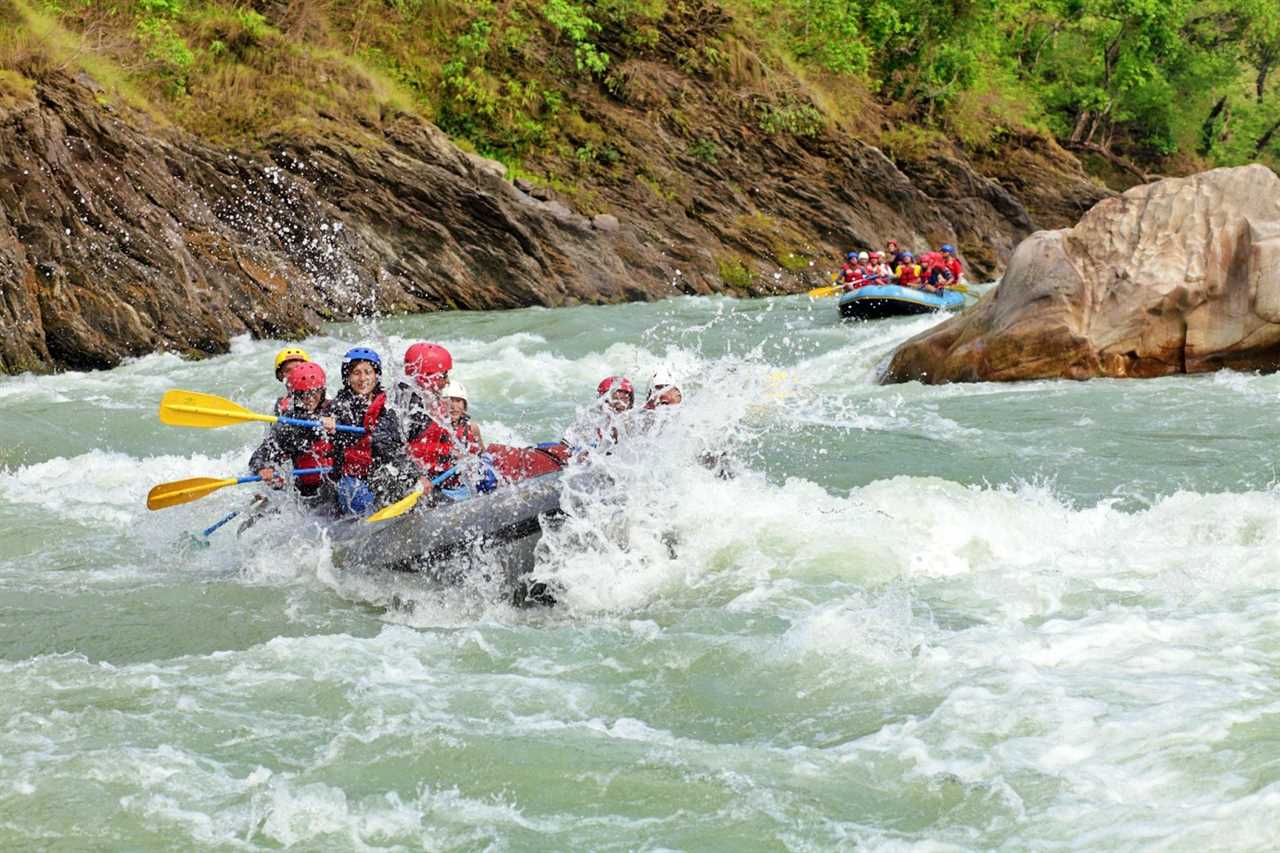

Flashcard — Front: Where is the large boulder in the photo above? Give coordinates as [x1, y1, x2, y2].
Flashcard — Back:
[882, 165, 1280, 384]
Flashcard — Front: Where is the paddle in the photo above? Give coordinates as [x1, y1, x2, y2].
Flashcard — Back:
[147, 466, 330, 510]
[159, 389, 365, 433]
[365, 466, 459, 524]
[200, 508, 242, 538]
[810, 272, 891, 298]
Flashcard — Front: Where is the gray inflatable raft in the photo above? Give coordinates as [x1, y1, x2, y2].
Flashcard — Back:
[327, 470, 579, 604]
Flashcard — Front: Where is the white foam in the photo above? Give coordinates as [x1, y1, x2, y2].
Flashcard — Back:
[7, 295, 1280, 850]
[0, 449, 244, 525]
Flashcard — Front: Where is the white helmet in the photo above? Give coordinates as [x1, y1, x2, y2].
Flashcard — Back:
[650, 367, 679, 390]
[650, 366, 680, 391]
[442, 380, 469, 402]
[857, 251, 869, 261]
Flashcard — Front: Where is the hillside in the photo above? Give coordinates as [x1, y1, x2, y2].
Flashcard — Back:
[3, 0, 1276, 372]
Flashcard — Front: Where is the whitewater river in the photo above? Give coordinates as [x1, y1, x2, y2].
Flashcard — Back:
[3, 294, 1280, 850]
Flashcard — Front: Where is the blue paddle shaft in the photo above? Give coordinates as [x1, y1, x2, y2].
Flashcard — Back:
[242, 466, 331, 484]
[201, 467, 331, 538]
[201, 511, 240, 537]
[278, 416, 364, 434]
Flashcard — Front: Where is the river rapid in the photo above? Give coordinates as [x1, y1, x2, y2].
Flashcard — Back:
[2, 294, 1280, 850]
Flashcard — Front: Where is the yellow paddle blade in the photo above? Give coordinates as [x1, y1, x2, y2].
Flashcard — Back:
[947, 282, 969, 293]
[365, 485, 424, 524]
[807, 285, 842, 299]
[147, 476, 240, 510]
[159, 389, 278, 429]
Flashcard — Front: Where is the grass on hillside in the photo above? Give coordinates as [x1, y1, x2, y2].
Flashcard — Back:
[0, 0, 1042, 168]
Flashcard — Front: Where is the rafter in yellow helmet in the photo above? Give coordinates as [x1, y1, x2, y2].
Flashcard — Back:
[273, 347, 311, 379]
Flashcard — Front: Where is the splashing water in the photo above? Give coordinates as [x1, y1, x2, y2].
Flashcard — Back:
[3, 294, 1280, 849]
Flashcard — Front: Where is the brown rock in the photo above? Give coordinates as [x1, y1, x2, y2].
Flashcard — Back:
[0, 73, 686, 373]
[882, 165, 1280, 384]
[0, 55, 1115, 375]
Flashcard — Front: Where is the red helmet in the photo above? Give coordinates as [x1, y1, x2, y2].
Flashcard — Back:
[597, 376, 634, 397]
[404, 342, 452, 377]
[286, 362, 326, 393]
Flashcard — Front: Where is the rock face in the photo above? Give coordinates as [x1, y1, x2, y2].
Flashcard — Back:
[882, 165, 1280, 384]
[0, 73, 684, 373]
[1, 69, 1108, 374]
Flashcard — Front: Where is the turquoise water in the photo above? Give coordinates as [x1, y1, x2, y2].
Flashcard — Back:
[2, 294, 1280, 850]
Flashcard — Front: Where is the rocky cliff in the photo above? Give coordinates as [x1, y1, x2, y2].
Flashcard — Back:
[0, 72, 673, 372]
[882, 165, 1280, 384]
[1, 66, 1107, 374]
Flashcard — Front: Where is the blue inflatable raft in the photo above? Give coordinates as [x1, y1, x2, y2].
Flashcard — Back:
[838, 284, 965, 320]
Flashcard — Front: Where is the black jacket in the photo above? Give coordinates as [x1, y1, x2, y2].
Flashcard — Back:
[328, 384, 415, 500]
[248, 399, 333, 497]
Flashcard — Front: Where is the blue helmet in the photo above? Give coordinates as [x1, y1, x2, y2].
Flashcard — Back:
[941, 244, 956, 254]
[341, 347, 382, 379]
[846, 251, 858, 261]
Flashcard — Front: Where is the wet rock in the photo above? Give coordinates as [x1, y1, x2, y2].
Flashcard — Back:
[0, 72, 683, 373]
[464, 152, 506, 181]
[1, 62, 1115, 375]
[592, 213, 619, 233]
[882, 165, 1280, 384]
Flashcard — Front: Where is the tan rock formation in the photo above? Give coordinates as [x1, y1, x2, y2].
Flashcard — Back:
[882, 165, 1280, 384]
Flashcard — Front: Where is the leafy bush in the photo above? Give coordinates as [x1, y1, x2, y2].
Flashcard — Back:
[757, 100, 824, 137]
[137, 16, 193, 93]
[541, 0, 608, 74]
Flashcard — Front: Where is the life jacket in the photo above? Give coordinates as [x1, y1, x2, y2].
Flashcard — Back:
[947, 257, 963, 281]
[486, 443, 569, 483]
[294, 435, 332, 488]
[407, 420, 455, 476]
[453, 416, 482, 455]
[896, 264, 921, 285]
[340, 392, 386, 478]
[924, 259, 948, 285]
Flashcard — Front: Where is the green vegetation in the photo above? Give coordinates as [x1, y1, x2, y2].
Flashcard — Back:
[2, 0, 1279, 181]
[717, 255, 754, 288]
[688, 137, 719, 164]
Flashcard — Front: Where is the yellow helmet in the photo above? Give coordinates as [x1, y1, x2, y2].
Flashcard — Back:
[274, 346, 310, 379]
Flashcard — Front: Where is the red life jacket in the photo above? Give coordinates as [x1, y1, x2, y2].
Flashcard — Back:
[407, 420, 454, 476]
[486, 443, 568, 483]
[453, 417, 482, 456]
[340, 393, 386, 478]
[294, 436, 332, 488]
[897, 264, 921, 285]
